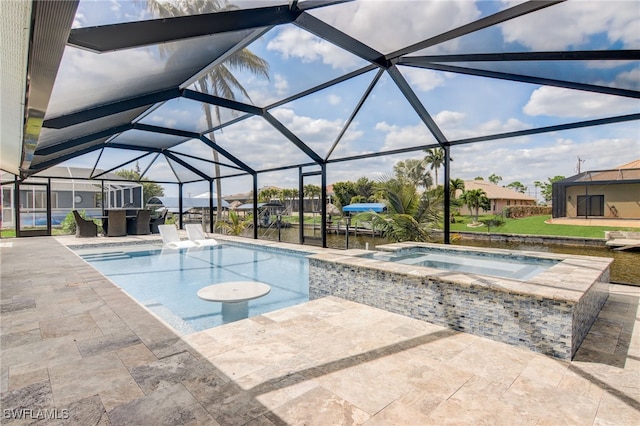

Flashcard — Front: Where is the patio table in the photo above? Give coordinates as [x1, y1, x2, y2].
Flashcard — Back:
[197, 281, 271, 323]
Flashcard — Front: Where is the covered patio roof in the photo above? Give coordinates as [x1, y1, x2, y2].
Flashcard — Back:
[2, 0, 637, 183]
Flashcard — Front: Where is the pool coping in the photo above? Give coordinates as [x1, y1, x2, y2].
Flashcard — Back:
[333, 241, 613, 304]
[305, 241, 612, 359]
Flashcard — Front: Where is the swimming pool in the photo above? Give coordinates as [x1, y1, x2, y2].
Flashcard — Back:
[370, 247, 558, 280]
[77, 243, 310, 334]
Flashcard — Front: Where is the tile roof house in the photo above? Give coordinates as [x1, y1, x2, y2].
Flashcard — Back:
[552, 159, 640, 219]
[458, 180, 537, 216]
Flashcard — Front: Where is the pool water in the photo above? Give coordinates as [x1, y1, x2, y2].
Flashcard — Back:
[78, 244, 309, 334]
[372, 248, 558, 281]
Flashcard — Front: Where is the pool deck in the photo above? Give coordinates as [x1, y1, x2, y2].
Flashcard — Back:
[1, 234, 639, 425]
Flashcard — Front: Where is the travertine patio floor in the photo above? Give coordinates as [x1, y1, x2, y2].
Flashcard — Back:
[1, 236, 638, 425]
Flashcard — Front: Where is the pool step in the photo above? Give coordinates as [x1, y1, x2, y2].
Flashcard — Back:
[81, 252, 131, 262]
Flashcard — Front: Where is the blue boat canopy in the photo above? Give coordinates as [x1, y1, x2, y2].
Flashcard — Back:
[342, 203, 386, 213]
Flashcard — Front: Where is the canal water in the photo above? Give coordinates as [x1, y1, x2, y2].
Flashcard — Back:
[258, 227, 639, 285]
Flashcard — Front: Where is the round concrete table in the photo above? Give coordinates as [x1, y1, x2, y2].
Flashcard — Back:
[197, 281, 271, 323]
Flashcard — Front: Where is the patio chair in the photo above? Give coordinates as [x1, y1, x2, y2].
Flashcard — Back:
[127, 209, 151, 235]
[149, 210, 167, 234]
[185, 224, 218, 247]
[72, 210, 97, 238]
[106, 210, 127, 237]
[158, 224, 196, 249]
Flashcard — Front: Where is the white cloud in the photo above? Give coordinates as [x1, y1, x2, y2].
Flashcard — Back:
[451, 134, 639, 194]
[211, 114, 330, 172]
[310, 0, 481, 54]
[274, 74, 289, 96]
[401, 67, 446, 92]
[500, 1, 640, 50]
[434, 112, 530, 141]
[267, 27, 361, 70]
[523, 87, 640, 118]
[271, 108, 345, 142]
[72, 13, 86, 28]
[612, 68, 640, 91]
[328, 94, 342, 106]
[109, 0, 121, 13]
[434, 111, 466, 127]
[375, 121, 436, 151]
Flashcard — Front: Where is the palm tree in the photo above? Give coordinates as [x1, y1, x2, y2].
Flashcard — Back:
[393, 159, 432, 189]
[147, 0, 270, 226]
[282, 188, 298, 213]
[449, 178, 465, 200]
[215, 210, 249, 236]
[303, 184, 321, 212]
[354, 176, 440, 242]
[259, 187, 278, 203]
[460, 189, 490, 224]
[423, 148, 452, 188]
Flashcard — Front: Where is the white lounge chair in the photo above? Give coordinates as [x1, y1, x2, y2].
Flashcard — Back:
[185, 224, 218, 247]
[158, 224, 196, 249]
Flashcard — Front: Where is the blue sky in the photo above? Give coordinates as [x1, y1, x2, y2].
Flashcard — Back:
[57, 0, 639, 199]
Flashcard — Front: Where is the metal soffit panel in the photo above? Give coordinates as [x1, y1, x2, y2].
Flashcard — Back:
[12, 0, 640, 183]
[20, 0, 79, 173]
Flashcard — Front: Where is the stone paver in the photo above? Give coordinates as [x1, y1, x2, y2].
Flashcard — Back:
[1, 236, 638, 425]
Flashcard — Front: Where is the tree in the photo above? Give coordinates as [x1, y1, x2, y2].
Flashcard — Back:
[448, 177, 466, 217]
[258, 187, 278, 203]
[488, 174, 502, 185]
[303, 184, 321, 212]
[449, 178, 465, 200]
[147, 0, 269, 225]
[474, 176, 484, 180]
[215, 210, 250, 236]
[354, 177, 376, 201]
[537, 176, 565, 203]
[460, 189, 490, 224]
[332, 181, 357, 209]
[115, 167, 164, 205]
[282, 188, 298, 212]
[423, 148, 450, 188]
[394, 159, 432, 189]
[353, 176, 441, 243]
[506, 181, 527, 193]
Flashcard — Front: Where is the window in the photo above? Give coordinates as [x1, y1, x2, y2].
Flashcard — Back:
[577, 195, 604, 216]
[24, 189, 46, 209]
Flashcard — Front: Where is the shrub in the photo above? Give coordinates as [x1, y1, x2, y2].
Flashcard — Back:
[504, 205, 552, 218]
[61, 210, 99, 235]
[481, 216, 505, 232]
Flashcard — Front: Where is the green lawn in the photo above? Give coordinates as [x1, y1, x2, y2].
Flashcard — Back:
[449, 214, 636, 238]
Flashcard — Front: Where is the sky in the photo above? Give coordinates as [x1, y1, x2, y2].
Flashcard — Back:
[53, 0, 640, 201]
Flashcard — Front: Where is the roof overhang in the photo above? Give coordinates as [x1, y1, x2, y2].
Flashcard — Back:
[0, 1, 33, 175]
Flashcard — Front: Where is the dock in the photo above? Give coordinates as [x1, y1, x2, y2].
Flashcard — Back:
[325, 224, 382, 237]
[605, 231, 640, 251]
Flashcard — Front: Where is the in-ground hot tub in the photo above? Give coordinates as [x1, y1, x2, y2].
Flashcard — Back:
[309, 242, 611, 359]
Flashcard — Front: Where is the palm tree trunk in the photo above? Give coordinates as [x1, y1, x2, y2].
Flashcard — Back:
[199, 82, 223, 226]
[212, 140, 223, 224]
